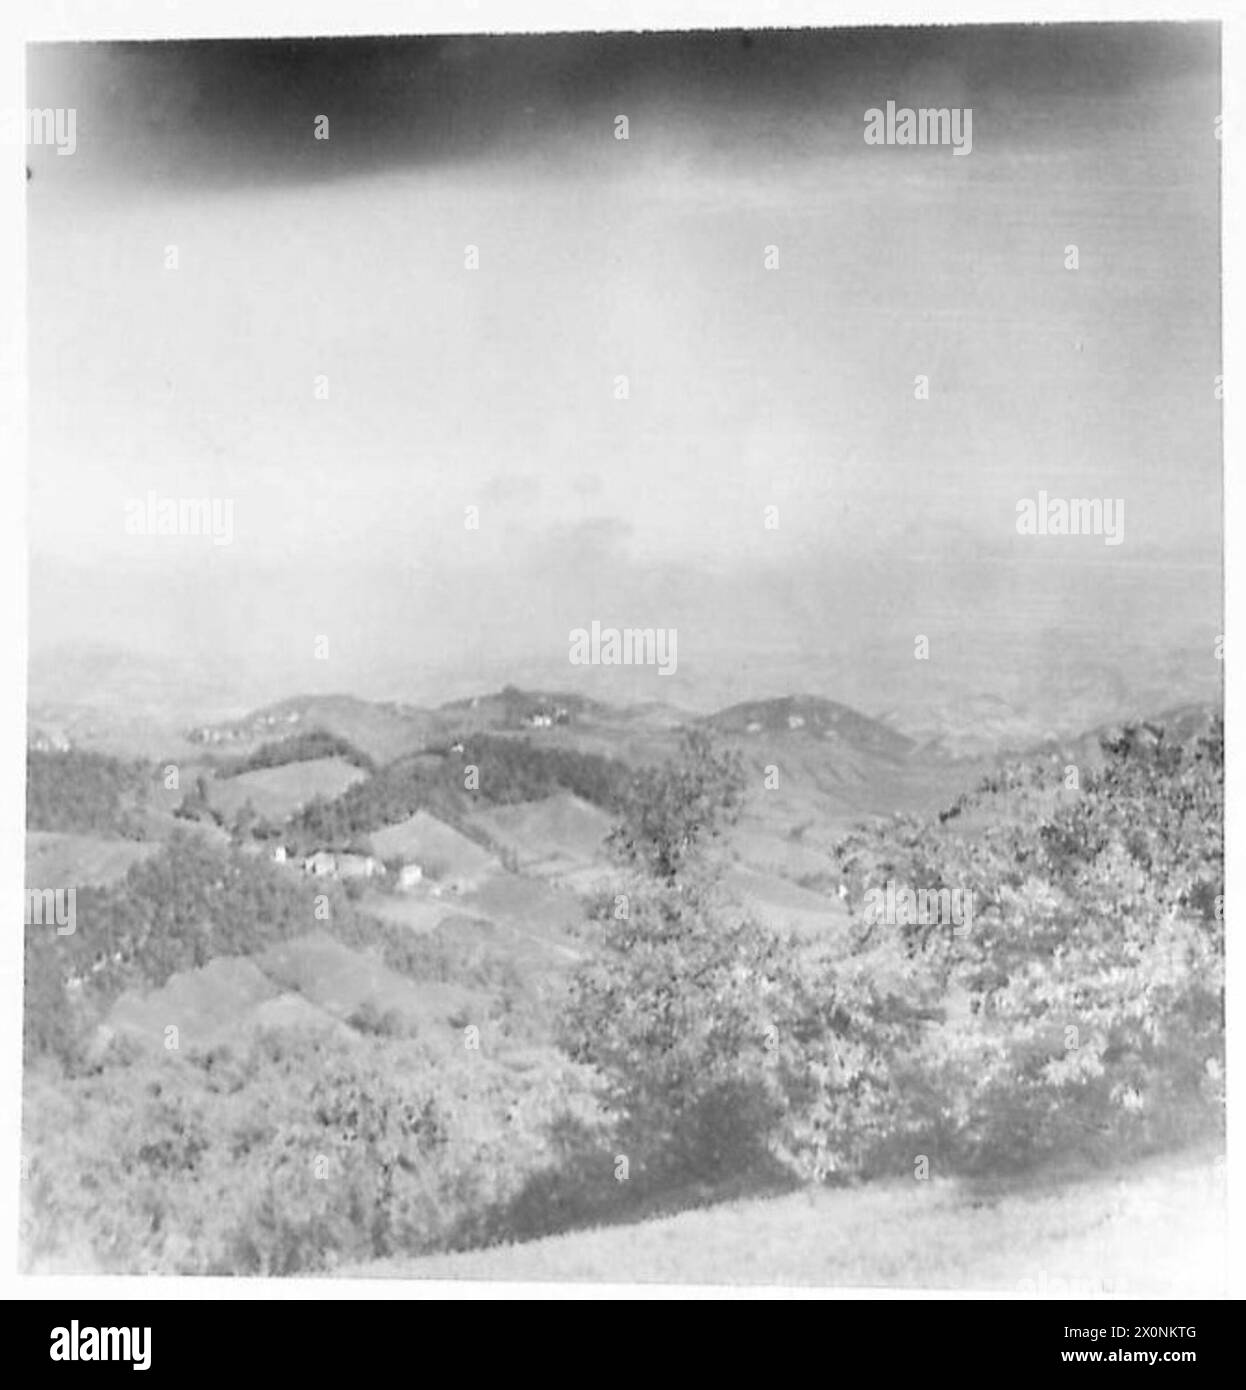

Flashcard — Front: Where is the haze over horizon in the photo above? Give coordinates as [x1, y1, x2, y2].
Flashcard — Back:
[27, 26, 1223, 727]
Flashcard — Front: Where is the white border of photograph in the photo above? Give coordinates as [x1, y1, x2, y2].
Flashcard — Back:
[0, 0, 1237, 1302]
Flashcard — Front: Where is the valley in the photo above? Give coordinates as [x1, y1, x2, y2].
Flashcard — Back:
[19, 678, 1225, 1284]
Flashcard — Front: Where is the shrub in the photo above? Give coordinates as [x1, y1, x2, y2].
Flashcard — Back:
[346, 1002, 412, 1039]
[565, 715, 1224, 1189]
[21, 1030, 603, 1274]
[829, 713, 1225, 1172]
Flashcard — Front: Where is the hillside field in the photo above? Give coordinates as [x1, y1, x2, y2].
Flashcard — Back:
[25, 832, 162, 889]
[369, 809, 500, 884]
[466, 792, 613, 875]
[207, 757, 370, 823]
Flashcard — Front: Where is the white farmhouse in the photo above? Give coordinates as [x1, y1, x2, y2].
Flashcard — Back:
[336, 853, 383, 880]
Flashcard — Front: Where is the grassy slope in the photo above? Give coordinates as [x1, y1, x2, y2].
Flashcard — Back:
[100, 935, 492, 1052]
[465, 793, 613, 873]
[344, 1145, 1225, 1295]
[25, 832, 163, 889]
[207, 756, 369, 822]
[370, 810, 498, 878]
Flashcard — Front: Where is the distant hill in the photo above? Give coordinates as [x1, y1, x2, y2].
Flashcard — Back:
[701, 695, 985, 841]
[182, 686, 684, 773]
[41, 684, 993, 853]
[33, 685, 1223, 872]
[1019, 700, 1223, 775]
[879, 692, 1050, 760]
[27, 703, 204, 763]
[187, 694, 436, 764]
[178, 687, 934, 787]
[436, 686, 612, 730]
[706, 694, 915, 760]
[879, 656, 1223, 760]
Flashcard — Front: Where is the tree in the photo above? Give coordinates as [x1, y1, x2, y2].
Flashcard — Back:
[174, 775, 216, 825]
[563, 732, 875, 1183]
[231, 798, 259, 841]
[605, 729, 745, 884]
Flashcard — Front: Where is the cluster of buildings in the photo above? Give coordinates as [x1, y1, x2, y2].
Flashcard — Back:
[525, 703, 570, 729]
[29, 728, 72, 753]
[268, 845, 430, 893]
[743, 713, 806, 734]
[298, 848, 384, 880]
[187, 708, 302, 746]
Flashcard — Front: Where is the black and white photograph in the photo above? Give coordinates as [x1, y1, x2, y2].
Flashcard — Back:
[11, 5, 1233, 1303]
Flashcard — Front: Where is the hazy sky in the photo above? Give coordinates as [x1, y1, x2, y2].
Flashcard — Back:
[27, 26, 1222, 718]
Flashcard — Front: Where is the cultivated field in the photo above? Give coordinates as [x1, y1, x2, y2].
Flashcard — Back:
[207, 756, 370, 822]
